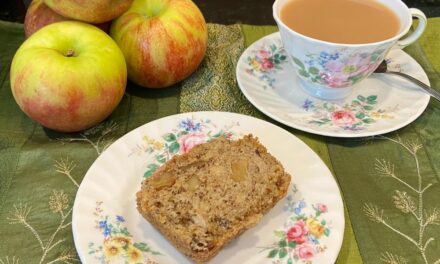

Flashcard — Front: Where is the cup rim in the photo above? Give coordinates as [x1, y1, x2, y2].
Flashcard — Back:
[272, 0, 413, 47]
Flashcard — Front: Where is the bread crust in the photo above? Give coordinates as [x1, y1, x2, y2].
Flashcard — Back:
[136, 135, 291, 263]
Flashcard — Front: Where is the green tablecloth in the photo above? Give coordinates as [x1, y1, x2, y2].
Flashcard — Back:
[0, 19, 439, 264]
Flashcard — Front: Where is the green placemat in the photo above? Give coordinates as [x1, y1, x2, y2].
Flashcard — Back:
[0, 19, 439, 264]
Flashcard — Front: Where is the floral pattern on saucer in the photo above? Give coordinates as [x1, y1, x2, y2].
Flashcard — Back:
[245, 42, 288, 89]
[237, 32, 430, 137]
[128, 117, 239, 177]
[301, 95, 396, 131]
[88, 201, 161, 264]
[261, 186, 330, 263]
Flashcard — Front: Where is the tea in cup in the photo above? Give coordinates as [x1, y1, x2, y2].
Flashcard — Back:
[273, 0, 427, 100]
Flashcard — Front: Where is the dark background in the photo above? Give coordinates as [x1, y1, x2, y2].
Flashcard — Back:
[1, 0, 440, 25]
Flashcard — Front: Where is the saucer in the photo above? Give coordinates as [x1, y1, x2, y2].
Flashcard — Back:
[236, 32, 430, 138]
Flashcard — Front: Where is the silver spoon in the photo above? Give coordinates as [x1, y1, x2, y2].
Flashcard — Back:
[374, 60, 440, 102]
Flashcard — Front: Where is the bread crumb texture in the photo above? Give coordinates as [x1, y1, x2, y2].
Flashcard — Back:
[136, 135, 291, 263]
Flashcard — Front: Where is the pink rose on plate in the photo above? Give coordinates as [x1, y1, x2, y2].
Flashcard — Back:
[258, 49, 271, 59]
[316, 203, 328, 213]
[287, 220, 308, 244]
[177, 132, 209, 154]
[331, 110, 357, 126]
[295, 243, 316, 260]
[261, 59, 274, 71]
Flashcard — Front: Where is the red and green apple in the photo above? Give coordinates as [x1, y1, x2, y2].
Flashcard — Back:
[25, 0, 110, 38]
[43, 0, 133, 24]
[110, 0, 208, 88]
[10, 21, 127, 132]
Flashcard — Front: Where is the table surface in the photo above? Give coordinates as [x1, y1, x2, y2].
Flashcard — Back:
[1, 0, 440, 23]
[194, 0, 440, 24]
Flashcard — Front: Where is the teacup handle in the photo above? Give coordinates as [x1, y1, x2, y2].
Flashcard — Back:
[395, 8, 427, 49]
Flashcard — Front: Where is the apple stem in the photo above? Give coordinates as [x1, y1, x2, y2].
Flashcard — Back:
[65, 49, 75, 57]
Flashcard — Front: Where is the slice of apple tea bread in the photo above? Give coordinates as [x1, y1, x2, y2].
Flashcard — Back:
[136, 134, 291, 263]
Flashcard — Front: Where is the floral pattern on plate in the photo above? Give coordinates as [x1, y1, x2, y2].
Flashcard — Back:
[128, 117, 239, 177]
[261, 186, 330, 263]
[72, 112, 345, 263]
[88, 201, 161, 264]
[245, 42, 288, 89]
[301, 95, 396, 131]
[291, 49, 386, 88]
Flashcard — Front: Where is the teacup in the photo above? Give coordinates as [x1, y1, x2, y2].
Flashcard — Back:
[272, 0, 427, 100]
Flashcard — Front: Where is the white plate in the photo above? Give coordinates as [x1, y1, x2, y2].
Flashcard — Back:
[72, 112, 344, 264]
[236, 32, 430, 138]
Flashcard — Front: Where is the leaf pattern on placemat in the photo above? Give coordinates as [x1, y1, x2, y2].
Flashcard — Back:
[364, 136, 440, 264]
[0, 256, 20, 264]
[2, 122, 119, 263]
[57, 121, 119, 155]
[6, 158, 80, 264]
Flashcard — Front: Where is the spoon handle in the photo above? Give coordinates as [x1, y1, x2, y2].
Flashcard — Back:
[386, 71, 440, 102]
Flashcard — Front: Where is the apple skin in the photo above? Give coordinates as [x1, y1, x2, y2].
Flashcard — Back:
[110, 0, 208, 88]
[25, 0, 66, 38]
[25, 0, 110, 38]
[10, 21, 127, 132]
[43, 0, 133, 24]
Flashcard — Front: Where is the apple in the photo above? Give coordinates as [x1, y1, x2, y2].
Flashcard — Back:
[110, 0, 208, 88]
[10, 21, 127, 132]
[25, 0, 111, 38]
[43, 0, 133, 24]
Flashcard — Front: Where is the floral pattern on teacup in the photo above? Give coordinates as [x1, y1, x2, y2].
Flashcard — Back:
[292, 49, 386, 88]
[302, 95, 396, 131]
[88, 201, 161, 264]
[260, 186, 330, 263]
[246, 42, 288, 89]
